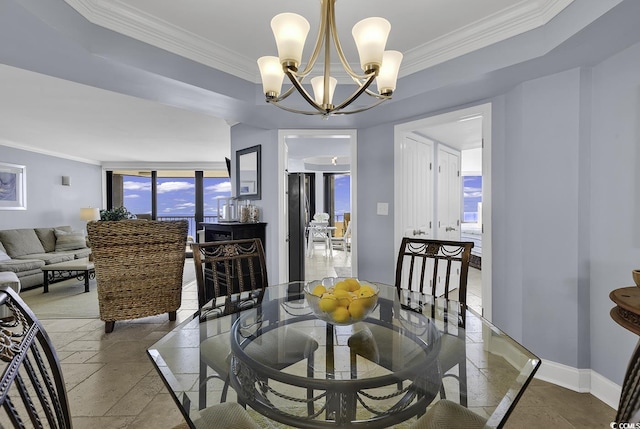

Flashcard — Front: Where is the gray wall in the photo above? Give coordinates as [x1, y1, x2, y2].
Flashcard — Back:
[229, 125, 280, 282]
[249, 39, 640, 386]
[0, 145, 102, 231]
[589, 40, 640, 383]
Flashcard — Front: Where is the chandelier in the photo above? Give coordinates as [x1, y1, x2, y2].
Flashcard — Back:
[257, 0, 402, 117]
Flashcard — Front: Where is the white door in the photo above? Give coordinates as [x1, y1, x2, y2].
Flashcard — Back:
[435, 146, 462, 296]
[399, 134, 434, 240]
[437, 147, 462, 241]
[397, 134, 434, 292]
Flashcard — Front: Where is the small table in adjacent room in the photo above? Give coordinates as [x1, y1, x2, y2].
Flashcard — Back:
[41, 258, 95, 293]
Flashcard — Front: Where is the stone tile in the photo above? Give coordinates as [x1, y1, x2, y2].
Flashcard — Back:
[105, 374, 166, 417]
[61, 362, 104, 391]
[127, 393, 185, 429]
[71, 416, 137, 429]
[67, 362, 153, 416]
[504, 406, 575, 429]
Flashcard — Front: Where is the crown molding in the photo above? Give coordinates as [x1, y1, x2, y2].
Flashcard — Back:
[64, 0, 257, 82]
[65, 0, 574, 83]
[401, 0, 574, 77]
[0, 140, 101, 165]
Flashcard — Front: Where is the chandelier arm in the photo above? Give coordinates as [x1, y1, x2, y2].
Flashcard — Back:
[330, 98, 388, 115]
[270, 85, 297, 103]
[285, 69, 327, 114]
[297, 0, 329, 78]
[328, 0, 368, 80]
[331, 72, 378, 112]
[266, 100, 326, 116]
[364, 88, 392, 99]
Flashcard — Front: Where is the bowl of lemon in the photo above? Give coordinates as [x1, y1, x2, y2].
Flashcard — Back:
[305, 277, 379, 325]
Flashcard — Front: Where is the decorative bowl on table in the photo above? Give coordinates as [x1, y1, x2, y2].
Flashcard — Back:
[305, 277, 379, 326]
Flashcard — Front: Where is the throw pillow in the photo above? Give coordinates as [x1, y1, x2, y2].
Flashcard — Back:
[54, 229, 87, 251]
[0, 250, 10, 262]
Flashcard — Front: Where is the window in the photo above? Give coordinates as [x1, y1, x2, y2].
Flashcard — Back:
[463, 175, 482, 223]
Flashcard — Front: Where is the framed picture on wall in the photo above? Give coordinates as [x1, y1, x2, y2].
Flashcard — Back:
[0, 162, 26, 210]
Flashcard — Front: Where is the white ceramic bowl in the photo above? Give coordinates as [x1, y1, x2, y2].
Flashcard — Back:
[305, 277, 379, 326]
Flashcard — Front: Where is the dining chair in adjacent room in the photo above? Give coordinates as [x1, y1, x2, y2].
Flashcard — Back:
[349, 238, 474, 408]
[0, 284, 72, 428]
[192, 239, 318, 412]
[331, 220, 352, 253]
[87, 220, 189, 333]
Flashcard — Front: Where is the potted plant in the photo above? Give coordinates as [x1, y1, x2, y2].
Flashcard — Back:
[99, 206, 135, 221]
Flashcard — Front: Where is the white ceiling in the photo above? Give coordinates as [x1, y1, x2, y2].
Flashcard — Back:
[2, 0, 575, 163]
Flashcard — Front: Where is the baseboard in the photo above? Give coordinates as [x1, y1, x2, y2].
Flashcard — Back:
[534, 360, 620, 409]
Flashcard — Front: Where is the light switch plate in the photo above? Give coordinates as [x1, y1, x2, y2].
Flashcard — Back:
[377, 202, 389, 216]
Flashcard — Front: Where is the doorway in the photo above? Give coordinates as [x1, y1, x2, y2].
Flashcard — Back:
[277, 130, 358, 284]
[394, 103, 492, 319]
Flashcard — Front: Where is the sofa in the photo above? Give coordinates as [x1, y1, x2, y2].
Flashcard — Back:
[0, 226, 91, 289]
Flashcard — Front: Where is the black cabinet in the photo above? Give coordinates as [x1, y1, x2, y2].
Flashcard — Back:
[200, 222, 267, 251]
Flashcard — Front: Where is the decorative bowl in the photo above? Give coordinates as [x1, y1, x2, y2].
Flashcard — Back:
[633, 269, 640, 287]
[305, 277, 379, 326]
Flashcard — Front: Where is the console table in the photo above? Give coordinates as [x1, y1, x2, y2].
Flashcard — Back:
[200, 222, 266, 250]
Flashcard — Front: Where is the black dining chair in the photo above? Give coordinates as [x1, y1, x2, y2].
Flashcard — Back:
[192, 239, 318, 412]
[349, 237, 474, 408]
[0, 284, 72, 428]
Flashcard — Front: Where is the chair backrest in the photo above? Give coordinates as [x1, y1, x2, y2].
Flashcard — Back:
[87, 220, 188, 326]
[395, 237, 474, 309]
[0, 285, 72, 428]
[191, 239, 268, 317]
[313, 213, 329, 222]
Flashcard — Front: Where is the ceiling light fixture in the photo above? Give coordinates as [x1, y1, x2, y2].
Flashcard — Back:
[257, 0, 402, 118]
[331, 156, 338, 165]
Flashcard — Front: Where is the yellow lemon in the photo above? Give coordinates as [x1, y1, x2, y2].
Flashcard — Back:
[318, 296, 338, 313]
[333, 289, 352, 307]
[358, 288, 375, 298]
[312, 284, 327, 297]
[345, 278, 360, 291]
[359, 284, 375, 295]
[348, 299, 366, 320]
[331, 307, 351, 324]
[334, 281, 351, 292]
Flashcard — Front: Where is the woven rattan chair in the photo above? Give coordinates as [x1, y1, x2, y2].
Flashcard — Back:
[87, 220, 188, 333]
[0, 284, 72, 428]
[192, 239, 318, 412]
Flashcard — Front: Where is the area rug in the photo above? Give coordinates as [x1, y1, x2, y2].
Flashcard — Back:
[21, 260, 198, 319]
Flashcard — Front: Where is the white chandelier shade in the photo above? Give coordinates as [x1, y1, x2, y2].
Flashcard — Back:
[351, 17, 391, 73]
[257, 0, 402, 117]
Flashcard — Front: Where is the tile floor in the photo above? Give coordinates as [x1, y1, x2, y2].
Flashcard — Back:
[29, 259, 615, 428]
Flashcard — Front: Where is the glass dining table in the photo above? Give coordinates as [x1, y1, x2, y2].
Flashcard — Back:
[148, 282, 540, 428]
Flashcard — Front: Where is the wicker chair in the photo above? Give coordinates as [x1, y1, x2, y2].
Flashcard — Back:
[0, 284, 72, 428]
[87, 220, 188, 333]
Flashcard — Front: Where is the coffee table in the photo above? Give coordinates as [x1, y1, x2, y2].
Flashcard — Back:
[41, 257, 95, 293]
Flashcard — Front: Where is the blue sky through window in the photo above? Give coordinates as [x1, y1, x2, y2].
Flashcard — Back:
[463, 175, 482, 223]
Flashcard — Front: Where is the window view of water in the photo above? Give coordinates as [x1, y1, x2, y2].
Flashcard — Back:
[121, 175, 231, 238]
[463, 175, 482, 223]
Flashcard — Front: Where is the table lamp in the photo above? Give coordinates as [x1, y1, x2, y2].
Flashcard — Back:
[80, 207, 100, 222]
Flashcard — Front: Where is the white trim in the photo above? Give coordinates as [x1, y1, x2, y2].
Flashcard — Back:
[65, 0, 574, 83]
[64, 0, 256, 82]
[0, 140, 101, 166]
[101, 161, 227, 171]
[534, 360, 621, 410]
